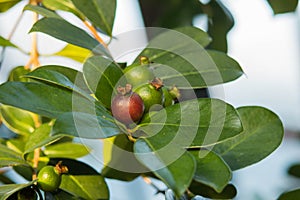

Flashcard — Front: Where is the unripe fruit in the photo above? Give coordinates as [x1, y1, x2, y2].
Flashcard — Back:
[134, 78, 164, 112]
[111, 84, 144, 125]
[162, 87, 174, 107]
[124, 56, 154, 88]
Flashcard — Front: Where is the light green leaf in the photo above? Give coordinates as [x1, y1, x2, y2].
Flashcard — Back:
[267, 0, 298, 14]
[0, 105, 35, 135]
[83, 56, 124, 108]
[136, 98, 243, 148]
[44, 142, 90, 159]
[278, 188, 300, 200]
[0, 0, 21, 13]
[8, 66, 30, 82]
[60, 175, 109, 199]
[189, 149, 231, 193]
[214, 106, 284, 170]
[134, 140, 196, 197]
[0, 143, 28, 167]
[52, 112, 120, 139]
[30, 17, 110, 57]
[54, 44, 92, 62]
[23, 4, 61, 18]
[0, 35, 17, 47]
[72, 0, 116, 36]
[0, 181, 35, 200]
[135, 28, 243, 88]
[42, 0, 84, 19]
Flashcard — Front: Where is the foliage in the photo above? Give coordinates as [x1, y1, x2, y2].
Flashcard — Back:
[0, 0, 296, 199]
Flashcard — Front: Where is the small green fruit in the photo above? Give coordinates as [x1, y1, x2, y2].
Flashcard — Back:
[162, 87, 174, 107]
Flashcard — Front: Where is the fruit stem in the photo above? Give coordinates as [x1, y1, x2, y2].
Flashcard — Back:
[32, 112, 41, 181]
[55, 161, 69, 174]
[83, 20, 108, 49]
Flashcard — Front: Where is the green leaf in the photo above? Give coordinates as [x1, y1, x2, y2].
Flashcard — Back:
[0, 105, 35, 135]
[135, 28, 243, 88]
[52, 112, 120, 139]
[0, 0, 20, 13]
[134, 139, 196, 197]
[30, 17, 110, 57]
[213, 106, 284, 170]
[13, 165, 33, 181]
[72, 0, 116, 36]
[8, 66, 30, 82]
[189, 149, 231, 193]
[44, 142, 90, 159]
[24, 123, 63, 156]
[278, 188, 300, 200]
[189, 181, 237, 199]
[42, 0, 84, 19]
[0, 81, 103, 118]
[46, 189, 80, 200]
[288, 164, 300, 178]
[0, 181, 35, 200]
[136, 98, 243, 148]
[23, 4, 61, 18]
[54, 44, 92, 63]
[83, 56, 124, 108]
[60, 175, 109, 199]
[6, 136, 27, 154]
[267, 0, 298, 14]
[0, 144, 28, 167]
[102, 134, 147, 181]
[0, 35, 17, 48]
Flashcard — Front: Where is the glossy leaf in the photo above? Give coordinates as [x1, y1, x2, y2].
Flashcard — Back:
[72, 0, 116, 36]
[136, 98, 243, 148]
[30, 17, 109, 57]
[0, 81, 103, 118]
[267, 0, 299, 14]
[44, 142, 90, 159]
[83, 56, 124, 108]
[189, 181, 237, 199]
[60, 175, 109, 199]
[0, 181, 35, 200]
[13, 165, 33, 181]
[278, 188, 300, 200]
[189, 149, 231, 193]
[6, 137, 27, 154]
[0, 144, 28, 167]
[135, 28, 243, 88]
[54, 44, 92, 62]
[0, 105, 35, 135]
[102, 134, 147, 181]
[134, 139, 196, 197]
[24, 123, 63, 156]
[52, 112, 120, 139]
[8, 66, 30, 82]
[23, 4, 61, 18]
[42, 0, 84, 19]
[0, 0, 20, 13]
[214, 106, 284, 170]
[0, 36, 17, 47]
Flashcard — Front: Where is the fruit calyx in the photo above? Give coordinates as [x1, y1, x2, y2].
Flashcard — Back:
[150, 77, 163, 90]
[54, 161, 69, 175]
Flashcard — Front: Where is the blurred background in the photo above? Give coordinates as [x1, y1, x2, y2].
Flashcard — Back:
[0, 0, 299, 199]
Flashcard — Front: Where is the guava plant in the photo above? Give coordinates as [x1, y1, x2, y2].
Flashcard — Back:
[0, 0, 291, 199]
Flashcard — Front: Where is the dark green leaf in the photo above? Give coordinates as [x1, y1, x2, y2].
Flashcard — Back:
[30, 17, 110, 57]
[60, 175, 109, 199]
[214, 106, 284, 170]
[267, 0, 298, 14]
[24, 123, 64, 156]
[44, 142, 90, 159]
[83, 56, 124, 108]
[23, 4, 61, 18]
[288, 164, 300, 178]
[54, 44, 92, 62]
[189, 181, 237, 199]
[0, 181, 35, 200]
[0, 81, 104, 118]
[0, 144, 28, 167]
[42, 0, 84, 19]
[189, 149, 231, 193]
[8, 66, 30, 82]
[136, 98, 242, 148]
[72, 0, 116, 36]
[0, 0, 20, 13]
[136, 28, 243, 88]
[13, 165, 33, 181]
[0, 105, 35, 135]
[134, 139, 196, 197]
[52, 112, 120, 139]
[0, 36, 17, 48]
[46, 189, 81, 200]
[278, 188, 300, 200]
[102, 134, 147, 181]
